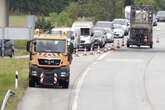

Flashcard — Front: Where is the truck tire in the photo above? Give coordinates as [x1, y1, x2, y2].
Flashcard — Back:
[127, 43, 130, 48]
[62, 77, 69, 88]
[29, 76, 35, 87]
[150, 44, 153, 48]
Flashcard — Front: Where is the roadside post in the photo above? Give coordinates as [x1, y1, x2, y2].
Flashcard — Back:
[15, 71, 18, 89]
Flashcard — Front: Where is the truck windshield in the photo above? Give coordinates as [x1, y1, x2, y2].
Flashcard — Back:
[81, 28, 90, 36]
[135, 11, 149, 23]
[34, 39, 66, 53]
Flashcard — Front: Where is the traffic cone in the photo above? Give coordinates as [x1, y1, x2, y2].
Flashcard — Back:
[104, 45, 108, 53]
[108, 44, 111, 51]
[117, 40, 120, 48]
[97, 46, 101, 54]
[122, 39, 125, 47]
[156, 36, 160, 43]
[75, 48, 79, 57]
[111, 43, 115, 51]
[83, 48, 87, 56]
[90, 46, 94, 55]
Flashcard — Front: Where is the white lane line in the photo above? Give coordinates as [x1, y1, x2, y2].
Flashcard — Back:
[97, 52, 110, 61]
[14, 55, 29, 59]
[72, 67, 90, 110]
[107, 58, 144, 63]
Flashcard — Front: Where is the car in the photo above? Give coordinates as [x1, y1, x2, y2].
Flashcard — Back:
[113, 25, 125, 38]
[95, 21, 114, 30]
[92, 30, 106, 48]
[94, 22, 114, 43]
[153, 14, 157, 26]
[113, 19, 129, 35]
[104, 29, 114, 43]
[156, 11, 165, 22]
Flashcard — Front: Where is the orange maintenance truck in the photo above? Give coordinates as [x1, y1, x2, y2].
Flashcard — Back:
[26, 30, 74, 88]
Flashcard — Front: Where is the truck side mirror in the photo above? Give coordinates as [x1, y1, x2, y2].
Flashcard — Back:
[26, 41, 31, 52]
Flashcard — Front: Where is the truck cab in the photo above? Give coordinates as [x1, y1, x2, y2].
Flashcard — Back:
[26, 31, 73, 88]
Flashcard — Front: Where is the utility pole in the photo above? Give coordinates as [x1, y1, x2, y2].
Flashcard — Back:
[0, 0, 9, 56]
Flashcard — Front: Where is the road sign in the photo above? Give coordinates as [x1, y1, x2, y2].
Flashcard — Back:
[27, 15, 35, 29]
[0, 27, 33, 40]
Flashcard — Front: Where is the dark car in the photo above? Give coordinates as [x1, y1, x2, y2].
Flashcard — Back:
[156, 11, 165, 22]
[95, 21, 114, 29]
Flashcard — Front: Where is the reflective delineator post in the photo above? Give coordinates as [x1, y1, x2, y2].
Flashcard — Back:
[15, 71, 18, 89]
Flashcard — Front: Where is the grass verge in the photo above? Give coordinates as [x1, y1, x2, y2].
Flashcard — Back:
[0, 57, 29, 110]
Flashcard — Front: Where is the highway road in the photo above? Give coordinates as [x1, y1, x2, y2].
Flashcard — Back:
[18, 23, 165, 110]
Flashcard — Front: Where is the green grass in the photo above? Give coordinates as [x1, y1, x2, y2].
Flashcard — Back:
[0, 58, 29, 110]
[9, 16, 29, 56]
[14, 40, 29, 56]
[9, 16, 27, 27]
[0, 16, 29, 110]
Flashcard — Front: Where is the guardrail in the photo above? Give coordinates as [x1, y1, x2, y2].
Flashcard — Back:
[1, 89, 15, 110]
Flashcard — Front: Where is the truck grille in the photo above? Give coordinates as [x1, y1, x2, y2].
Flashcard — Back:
[38, 59, 61, 65]
[44, 73, 54, 85]
[80, 40, 85, 43]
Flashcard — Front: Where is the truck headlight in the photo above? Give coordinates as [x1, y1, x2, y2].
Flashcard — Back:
[32, 70, 37, 76]
[85, 39, 90, 44]
[61, 72, 67, 77]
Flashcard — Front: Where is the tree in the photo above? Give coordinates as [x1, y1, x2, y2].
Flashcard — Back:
[133, 0, 155, 5]
[78, 0, 124, 21]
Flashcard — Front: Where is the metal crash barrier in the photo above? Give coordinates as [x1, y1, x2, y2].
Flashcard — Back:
[0, 89, 15, 110]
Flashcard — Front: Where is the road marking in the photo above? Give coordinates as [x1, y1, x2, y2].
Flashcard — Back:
[107, 58, 144, 63]
[14, 55, 29, 59]
[72, 67, 90, 110]
[97, 52, 110, 61]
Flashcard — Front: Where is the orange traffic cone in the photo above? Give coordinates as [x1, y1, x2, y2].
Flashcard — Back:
[156, 36, 160, 43]
[75, 48, 79, 57]
[90, 46, 94, 55]
[108, 44, 111, 51]
[104, 45, 108, 53]
[97, 46, 101, 54]
[111, 43, 115, 50]
[122, 39, 125, 47]
[117, 40, 120, 48]
[83, 48, 87, 56]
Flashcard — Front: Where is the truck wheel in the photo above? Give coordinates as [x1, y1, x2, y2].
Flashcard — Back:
[29, 76, 35, 87]
[62, 78, 69, 88]
[127, 43, 130, 48]
[150, 44, 153, 48]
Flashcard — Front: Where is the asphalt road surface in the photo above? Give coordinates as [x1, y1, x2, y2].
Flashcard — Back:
[18, 23, 165, 110]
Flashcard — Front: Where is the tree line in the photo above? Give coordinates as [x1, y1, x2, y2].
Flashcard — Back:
[9, 0, 165, 28]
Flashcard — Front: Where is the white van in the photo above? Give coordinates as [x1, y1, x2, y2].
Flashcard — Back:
[51, 27, 80, 49]
[72, 21, 94, 50]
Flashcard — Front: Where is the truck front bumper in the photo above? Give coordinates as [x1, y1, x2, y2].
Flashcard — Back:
[29, 65, 70, 86]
